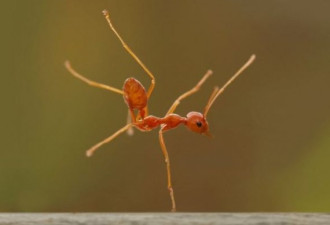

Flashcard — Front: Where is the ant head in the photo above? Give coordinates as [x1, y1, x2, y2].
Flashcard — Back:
[185, 55, 256, 138]
[186, 112, 211, 136]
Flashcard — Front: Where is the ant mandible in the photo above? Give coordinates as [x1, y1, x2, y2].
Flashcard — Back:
[65, 9, 256, 212]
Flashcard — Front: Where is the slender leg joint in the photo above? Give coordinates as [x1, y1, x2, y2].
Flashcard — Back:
[102, 9, 110, 18]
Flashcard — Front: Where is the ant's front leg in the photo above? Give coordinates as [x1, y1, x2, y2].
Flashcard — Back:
[158, 128, 176, 212]
[166, 70, 213, 115]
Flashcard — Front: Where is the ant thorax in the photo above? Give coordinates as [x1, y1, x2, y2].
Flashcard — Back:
[134, 114, 186, 132]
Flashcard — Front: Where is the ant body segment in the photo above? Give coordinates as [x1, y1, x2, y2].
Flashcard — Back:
[65, 10, 255, 212]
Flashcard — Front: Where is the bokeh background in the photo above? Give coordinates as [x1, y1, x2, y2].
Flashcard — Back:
[1, 0, 330, 212]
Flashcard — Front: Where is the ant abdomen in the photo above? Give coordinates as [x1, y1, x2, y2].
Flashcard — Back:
[123, 78, 148, 110]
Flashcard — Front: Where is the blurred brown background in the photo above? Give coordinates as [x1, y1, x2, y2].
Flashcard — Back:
[1, 0, 330, 212]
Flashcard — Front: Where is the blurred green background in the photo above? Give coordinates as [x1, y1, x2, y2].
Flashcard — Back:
[1, 0, 330, 212]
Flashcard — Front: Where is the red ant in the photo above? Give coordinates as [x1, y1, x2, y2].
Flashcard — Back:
[65, 9, 255, 212]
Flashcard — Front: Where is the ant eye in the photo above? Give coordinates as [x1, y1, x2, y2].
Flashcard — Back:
[196, 121, 202, 128]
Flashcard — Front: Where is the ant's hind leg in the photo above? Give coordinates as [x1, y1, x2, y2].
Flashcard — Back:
[64, 61, 124, 95]
[86, 123, 133, 157]
[166, 70, 213, 115]
[102, 10, 155, 98]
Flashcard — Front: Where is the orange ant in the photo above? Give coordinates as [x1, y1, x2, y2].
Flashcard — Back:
[65, 9, 256, 212]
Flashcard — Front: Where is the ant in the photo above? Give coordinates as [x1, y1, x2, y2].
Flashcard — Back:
[65, 9, 256, 212]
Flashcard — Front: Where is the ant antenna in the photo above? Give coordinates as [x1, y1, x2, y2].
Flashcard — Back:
[203, 54, 256, 117]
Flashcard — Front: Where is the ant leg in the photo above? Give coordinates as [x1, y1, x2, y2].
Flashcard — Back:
[166, 70, 213, 115]
[127, 108, 136, 123]
[86, 123, 132, 157]
[103, 10, 155, 98]
[65, 61, 124, 95]
[126, 109, 134, 136]
[159, 128, 176, 212]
